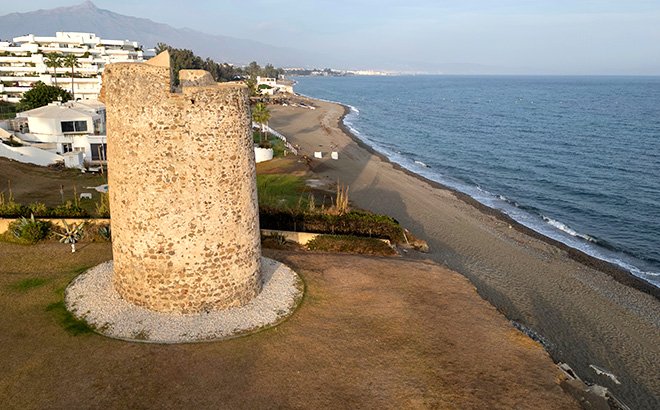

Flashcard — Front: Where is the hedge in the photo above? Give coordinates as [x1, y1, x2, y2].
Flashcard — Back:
[259, 208, 406, 243]
[0, 201, 90, 218]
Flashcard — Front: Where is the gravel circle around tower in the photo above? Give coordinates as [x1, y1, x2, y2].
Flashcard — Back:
[64, 257, 303, 343]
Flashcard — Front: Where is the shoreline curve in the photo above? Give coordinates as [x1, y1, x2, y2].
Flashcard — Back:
[331, 101, 659, 299]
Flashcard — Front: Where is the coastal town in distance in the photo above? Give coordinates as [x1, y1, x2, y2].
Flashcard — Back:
[0, 1, 658, 409]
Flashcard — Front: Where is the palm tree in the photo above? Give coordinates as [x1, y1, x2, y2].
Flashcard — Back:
[44, 53, 62, 87]
[252, 102, 271, 143]
[61, 54, 80, 99]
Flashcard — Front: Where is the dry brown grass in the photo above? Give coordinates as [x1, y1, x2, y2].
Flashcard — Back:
[255, 156, 309, 176]
[306, 234, 397, 256]
[0, 157, 106, 208]
[0, 156, 576, 408]
[332, 182, 349, 214]
[0, 241, 112, 276]
[0, 243, 576, 408]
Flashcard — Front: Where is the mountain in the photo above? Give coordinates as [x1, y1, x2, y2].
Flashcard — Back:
[0, 1, 313, 67]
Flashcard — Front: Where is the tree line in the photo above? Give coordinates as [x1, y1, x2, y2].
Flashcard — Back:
[154, 43, 284, 87]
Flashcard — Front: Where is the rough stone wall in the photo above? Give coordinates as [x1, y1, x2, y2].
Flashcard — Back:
[100, 53, 262, 313]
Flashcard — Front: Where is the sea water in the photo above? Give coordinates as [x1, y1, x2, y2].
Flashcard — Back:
[293, 75, 660, 288]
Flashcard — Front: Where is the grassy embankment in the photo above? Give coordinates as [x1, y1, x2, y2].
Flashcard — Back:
[0, 149, 406, 256]
[256, 166, 405, 256]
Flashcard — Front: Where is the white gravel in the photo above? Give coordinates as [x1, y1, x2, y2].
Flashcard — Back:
[64, 257, 303, 343]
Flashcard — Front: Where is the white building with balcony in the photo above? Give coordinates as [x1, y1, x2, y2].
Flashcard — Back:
[13, 100, 107, 163]
[256, 76, 294, 96]
[0, 32, 148, 103]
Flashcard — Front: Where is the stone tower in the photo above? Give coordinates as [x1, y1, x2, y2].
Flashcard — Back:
[100, 52, 262, 313]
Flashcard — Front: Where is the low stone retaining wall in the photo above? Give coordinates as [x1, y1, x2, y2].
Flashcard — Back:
[261, 229, 320, 245]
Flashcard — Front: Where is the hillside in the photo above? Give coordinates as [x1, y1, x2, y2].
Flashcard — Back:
[0, 1, 311, 67]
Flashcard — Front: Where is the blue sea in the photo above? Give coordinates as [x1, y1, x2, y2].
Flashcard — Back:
[293, 75, 660, 288]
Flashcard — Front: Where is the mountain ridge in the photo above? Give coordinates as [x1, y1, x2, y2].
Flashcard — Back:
[0, 1, 313, 67]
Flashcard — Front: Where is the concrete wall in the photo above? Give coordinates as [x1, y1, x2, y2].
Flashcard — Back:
[25, 117, 59, 135]
[254, 147, 274, 163]
[25, 115, 93, 136]
[101, 52, 262, 313]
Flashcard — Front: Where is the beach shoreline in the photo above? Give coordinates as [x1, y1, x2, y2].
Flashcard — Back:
[332, 103, 660, 299]
[268, 95, 660, 408]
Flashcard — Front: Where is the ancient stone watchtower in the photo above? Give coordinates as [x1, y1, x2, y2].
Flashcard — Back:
[101, 52, 262, 313]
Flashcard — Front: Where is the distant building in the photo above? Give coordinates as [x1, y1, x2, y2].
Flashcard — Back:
[276, 79, 294, 94]
[0, 32, 148, 103]
[256, 76, 277, 95]
[13, 100, 107, 163]
[256, 76, 294, 96]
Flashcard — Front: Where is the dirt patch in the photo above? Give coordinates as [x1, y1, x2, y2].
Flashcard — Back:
[256, 156, 309, 176]
[306, 234, 397, 256]
[0, 157, 106, 207]
[0, 242, 576, 408]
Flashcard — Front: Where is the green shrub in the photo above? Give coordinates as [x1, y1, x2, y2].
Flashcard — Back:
[27, 202, 50, 217]
[60, 221, 108, 243]
[51, 201, 89, 218]
[307, 235, 396, 256]
[98, 224, 111, 241]
[17, 81, 71, 111]
[95, 192, 110, 218]
[0, 191, 25, 217]
[259, 208, 406, 243]
[0, 200, 25, 217]
[8, 215, 51, 244]
[53, 220, 86, 252]
[271, 139, 286, 157]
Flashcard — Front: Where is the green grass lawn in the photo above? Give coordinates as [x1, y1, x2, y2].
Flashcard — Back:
[257, 174, 309, 209]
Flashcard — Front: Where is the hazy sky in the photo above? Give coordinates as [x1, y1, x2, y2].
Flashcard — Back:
[4, 0, 660, 74]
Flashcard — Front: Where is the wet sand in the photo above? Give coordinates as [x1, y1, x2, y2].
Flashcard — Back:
[268, 97, 660, 408]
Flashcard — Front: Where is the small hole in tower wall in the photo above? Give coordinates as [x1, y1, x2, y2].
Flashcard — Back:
[190, 99, 195, 104]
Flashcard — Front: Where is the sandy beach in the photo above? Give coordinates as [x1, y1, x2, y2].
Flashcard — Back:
[268, 97, 660, 408]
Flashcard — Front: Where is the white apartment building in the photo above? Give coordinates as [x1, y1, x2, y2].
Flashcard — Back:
[13, 100, 107, 163]
[0, 32, 147, 103]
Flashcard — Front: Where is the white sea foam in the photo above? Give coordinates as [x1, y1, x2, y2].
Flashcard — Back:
[346, 122, 660, 288]
[542, 217, 597, 243]
[589, 365, 622, 385]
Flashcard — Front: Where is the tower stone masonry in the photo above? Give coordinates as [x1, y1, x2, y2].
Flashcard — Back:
[100, 52, 262, 313]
